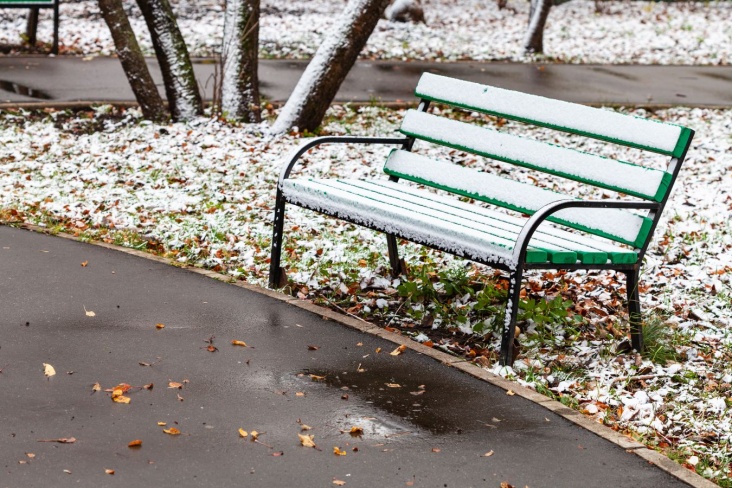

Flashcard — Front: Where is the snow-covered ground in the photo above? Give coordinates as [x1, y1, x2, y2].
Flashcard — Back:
[0, 0, 730, 64]
[1, 104, 731, 481]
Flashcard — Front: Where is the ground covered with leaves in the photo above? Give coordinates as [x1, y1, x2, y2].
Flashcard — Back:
[0, 0, 730, 64]
[1, 105, 731, 484]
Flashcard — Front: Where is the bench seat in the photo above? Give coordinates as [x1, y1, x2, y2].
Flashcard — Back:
[281, 178, 638, 266]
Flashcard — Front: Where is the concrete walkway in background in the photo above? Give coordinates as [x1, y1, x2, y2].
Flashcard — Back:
[1, 56, 731, 108]
[0, 225, 709, 488]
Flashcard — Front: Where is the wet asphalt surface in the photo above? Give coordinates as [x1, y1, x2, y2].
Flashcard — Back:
[0, 225, 691, 487]
[1, 57, 731, 107]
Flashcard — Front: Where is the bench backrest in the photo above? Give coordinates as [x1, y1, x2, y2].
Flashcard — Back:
[385, 73, 694, 250]
[0, 0, 56, 6]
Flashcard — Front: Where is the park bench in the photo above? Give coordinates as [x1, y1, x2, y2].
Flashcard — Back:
[0, 0, 59, 54]
[269, 72, 694, 367]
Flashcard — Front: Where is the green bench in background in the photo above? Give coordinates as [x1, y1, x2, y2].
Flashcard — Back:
[0, 0, 59, 54]
[269, 72, 694, 367]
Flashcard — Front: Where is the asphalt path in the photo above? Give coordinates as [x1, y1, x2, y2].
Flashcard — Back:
[1, 56, 731, 107]
[0, 225, 692, 487]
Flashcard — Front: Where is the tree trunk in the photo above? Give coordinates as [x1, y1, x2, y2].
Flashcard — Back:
[136, 0, 203, 121]
[523, 0, 552, 54]
[271, 0, 390, 134]
[221, 0, 261, 123]
[98, 0, 168, 123]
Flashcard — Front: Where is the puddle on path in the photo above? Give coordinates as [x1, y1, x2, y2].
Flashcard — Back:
[0, 80, 52, 99]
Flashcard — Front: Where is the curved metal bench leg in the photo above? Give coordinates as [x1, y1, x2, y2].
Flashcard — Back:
[625, 269, 643, 352]
[500, 267, 523, 366]
[268, 190, 287, 288]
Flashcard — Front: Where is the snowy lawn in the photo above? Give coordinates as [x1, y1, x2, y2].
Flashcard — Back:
[1, 104, 731, 483]
[0, 0, 730, 64]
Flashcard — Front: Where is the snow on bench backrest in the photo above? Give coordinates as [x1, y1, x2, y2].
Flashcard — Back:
[383, 149, 653, 248]
[399, 109, 672, 202]
[415, 73, 693, 159]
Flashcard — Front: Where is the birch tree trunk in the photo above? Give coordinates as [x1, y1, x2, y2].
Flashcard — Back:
[523, 0, 552, 54]
[136, 0, 203, 122]
[271, 0, 390, 134]
[98, 0, 168, 123]
[221, 0, 261, 122]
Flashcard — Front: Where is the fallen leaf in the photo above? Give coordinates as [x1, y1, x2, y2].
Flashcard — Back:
[231, 340, 248, 347]
[18, 460, 27, 465]
[177, 393, 184, 402]
[341, 394, 349, 400]
[483, 450, 495, 457]
[112, 392, 131, 404]
[206, 344, 218, 353]
[309, 374, 326, 382]
[168, 382, 183, 389]
[26, 453, 35, 458]
[128, 440, 142, 448]
[349, 426, 364, 436]
[272, 451, 284, 457]
[92, 383, 101, 393]
[298, 433, 317, 448]
[506, 390, 515, 396]
[81, 261, 88, 267]
[250, 431, 259, 441]
[37, 437, 76, 444]
[143, 383, 153, 390]
[105, 469, 115, 475]
[356, 342, 363, 347]
[307, 345, 320, 351]
[295, 392, 305, 397]
[386, 383, 401, 388]
[84, 306, 95, 317]
[43, 363, 56, 377]
[432, 448, 441, 453]
[333, 446, 347, 456]
[499, 482, 513, 488]
[163, 428, 180, 435]
[157, 422, 167, 426]
[63, 469, 72, 474]
[238, 428, 248, 438]
[155, 323, 165, 329]
[375, 347, 382, 353]
[333, 481, 346, 486]
[423, 340, 434, 348]
[390, 345, 407, 356]
[300, 425, 312, 431]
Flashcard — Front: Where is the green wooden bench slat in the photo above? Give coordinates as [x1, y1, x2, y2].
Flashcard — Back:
[400, 109, 671, 203]
[365, 180, 638, 265]
[0, 0, 55, 4]
[415, 72, 693, 159]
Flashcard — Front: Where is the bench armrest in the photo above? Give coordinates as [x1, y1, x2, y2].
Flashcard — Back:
[512, 199, 661, 263]
[278, 136, 410, 186]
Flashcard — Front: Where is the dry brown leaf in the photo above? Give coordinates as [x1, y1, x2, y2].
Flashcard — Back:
[356, 342, 363, 347]
[483, 450, 495, 457]
[300, 425, 312, 431]
[499, 482, 513, 488]
[238, 428, 248, 438]
[84, 306, 95, 317]
[390, 345, 407, 356]
[128, 440, 142, 448]
[309, 374, 326, 382]
[349, 426, 364, 436]
[272, 451, 284, 457]
[81, 261, 88, 267]
[157, 422, 167, 426]
[43, 363, 56, 377]
[375, 347, 382, 353]
[333, 481, 346, 486]
[298, 433, 317, 448]
[163, 427, 180, 435]
[26, 452, 35, 458]
[63, 469, 72, 474]
[307, 345, 320, 351]
[37, 437, 76, 444]
[168, 382, 183, 389]
[432, 447, 441, 453]
[92, 383, 101, 392]
[506, 390, 515, 396]
[250, 430, 259, 441]
[105, 469, 115, 475]
[112, 393, 131, 404]
[231, 340, 247, 347]
[295, 392, 305, 397]
[177, 393, 184, 402]
[333, 446, 347, 456]
[155, 323, 165, 329]
[386, 383, 401, 388]
[143, 383, 153, 390]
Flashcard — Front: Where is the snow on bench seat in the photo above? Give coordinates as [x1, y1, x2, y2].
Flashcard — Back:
[281, 178, 638, 265]
[400, 109, 672, 203]
[415, 73, 693, 159]
[383, 149, 652, 248]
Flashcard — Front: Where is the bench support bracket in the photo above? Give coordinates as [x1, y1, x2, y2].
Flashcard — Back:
[625, 269, 643, 352]
[268, 190, 288, 289]
[500, 268, 523, 366]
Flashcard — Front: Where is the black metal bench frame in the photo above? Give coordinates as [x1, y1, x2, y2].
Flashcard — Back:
[2, 0, 59, 55]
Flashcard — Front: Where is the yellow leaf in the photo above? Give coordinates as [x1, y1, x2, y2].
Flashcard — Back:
[309, 374, 326, 382]
[112, 394, 130, 404]
[333, 481, 346, 486]
[238, 428, 248, 438]
[163, 427, 180, 435]
[375, 347, 382, 353]
[43, 363, 56, 377]
[81, 261, 88, 267]
[298, 433, 317, 448]
[26, 453, 35, 459]
[506, 390, 515, 396]
[157, 422, 167, 426]
[333, 446, 347, 456]
[231, 340, 248, 347]
[300, 424, 312, 431]
[105, 468, 115, 475]
[295, 392, 305, 397]
[84, 306, 95, 317]
[128, 440, 142, 448]
[92, 383, 101, 392]
[386, 383, 401, 388]
[349, 426, 364, 436]
[250, 430, 259, 441]
[168, 382, 183, 389]
[390, 345, 407, 356]
[155, 323, 165, 329]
